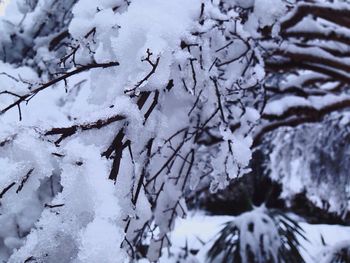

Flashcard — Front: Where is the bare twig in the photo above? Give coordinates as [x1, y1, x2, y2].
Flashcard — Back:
[0, 61, 120, 117]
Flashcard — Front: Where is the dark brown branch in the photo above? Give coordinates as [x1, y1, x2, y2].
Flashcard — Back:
[125, 49, 160, 94]
[49, 30, 69, 51]
[44, 203, 65, 208]
[45, 114, 125, 145]
[280, 4, 350, 32]
[211, 77, 226, 123]
[16, 168, 34, 193]
[0, 135, 16, 147]
[199, 3, 205, 24]
[136, 91, 151, 108]
[103, 128, 125, 159]
[132, 138, 153, 206]
[103, 89, 159, 181]
[271, 50, 350, 73]
[0, 61, 120, 116]
[145, 134, 187, 187]
[0, 182, 16, 199]
[281, 31, 350, 46]
[165, 79, 174, 92]
[216, 47, 249, 67]
[265, 86, 327, 98]
[181, 149, 195, 191]
[254, 98, 350, 147]
[144, 90, 159, 123]
[265, 60, 350, 83]
[188, 89, 203, 116]
[189, 58, 197, 92]
[24, 256, 35, 263]
[215, 41, 234, 53]
[108, 130, 125, 181]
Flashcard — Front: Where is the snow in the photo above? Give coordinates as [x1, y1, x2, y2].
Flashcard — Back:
[8, 140, 127, 262]
[264, 94, 350, 117]
[1, 0, 349, 262]
[280, 72, 327, 90]
[165, 213, 350, 263]
[264, 96, 311, 116]
[231, 134, 253, 167]
[232, 0, 255, 9]
[253, 0, 287, 27]
[77, 218, 127, 263]
[318, 240, 350, 263]
[235, 206, 281, 262]
[69, 0, 120, 39]
[242, 0, 287, 36]
[110, 0, 199, 94]
[0, 0, 18, 17]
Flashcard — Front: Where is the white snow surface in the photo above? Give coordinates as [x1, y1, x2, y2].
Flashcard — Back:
[2, 0, 348, 262]
[264, 94, 350, 116]
[160, 213, 350, 263]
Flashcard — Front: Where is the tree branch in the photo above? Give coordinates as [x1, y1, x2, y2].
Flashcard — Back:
[45, 114, 125, 145]
[0, 61, 120, 117]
